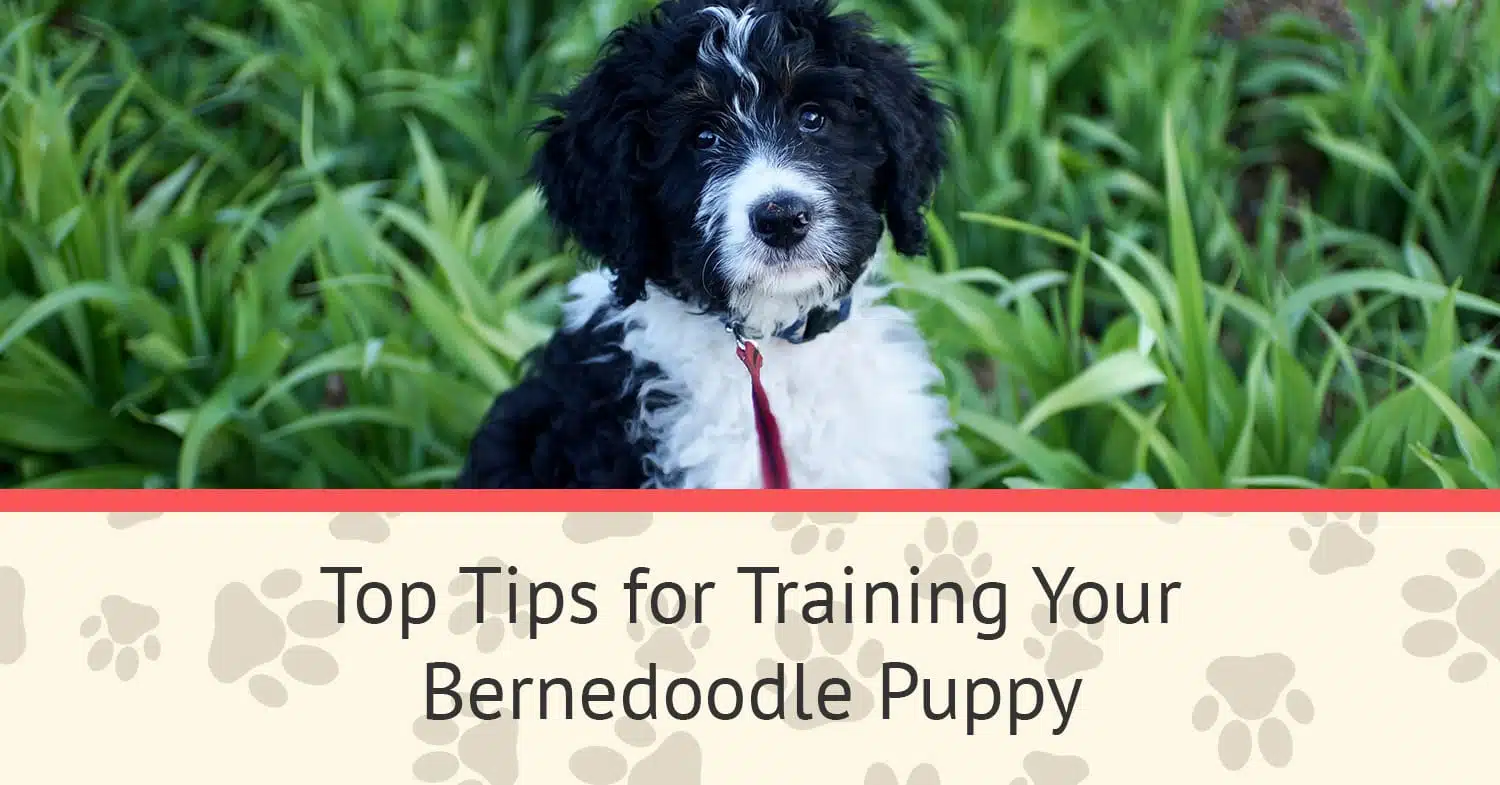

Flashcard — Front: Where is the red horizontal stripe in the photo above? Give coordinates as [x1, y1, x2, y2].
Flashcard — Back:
[2, 489, 1499, 513]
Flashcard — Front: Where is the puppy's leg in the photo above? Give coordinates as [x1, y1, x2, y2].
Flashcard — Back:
[455, 378, 561, 488]
[456, 327, 654, 489]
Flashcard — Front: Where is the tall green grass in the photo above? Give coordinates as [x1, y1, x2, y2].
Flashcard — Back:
[2, 0, 1497, 488]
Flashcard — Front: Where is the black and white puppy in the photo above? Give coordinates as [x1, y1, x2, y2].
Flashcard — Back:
[457, 0, 953, 489]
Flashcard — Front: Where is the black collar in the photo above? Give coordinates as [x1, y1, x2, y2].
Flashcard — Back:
[724, 296, 854, 345]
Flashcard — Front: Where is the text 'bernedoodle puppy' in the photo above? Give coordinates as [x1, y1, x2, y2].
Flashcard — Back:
[458, 0, 954, 489]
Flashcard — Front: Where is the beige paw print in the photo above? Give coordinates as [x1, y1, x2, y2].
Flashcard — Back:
[328, 512, 397, 543]
[865, 762, 940, 785]
[81, 595, 161, 681]
[1191, 653, 1314, 770]
[1154, 512, 1234, 524]
[904, 518, 992, 593]
[445, 557, 531, 653]
[1401, 548, 1500, 683]
[626, 597, 710, 674]
[412, 706, 520, 785]
[106, 512, 164, 530]
[569, 719, 701, 784]
[0, 566, 25, 665]
[1008, 752, 1090, 785]
[1023, 604, 1104, 679]
[207, 569, 341, 708]
[1288, 512, 1377, 574]
[770, 512, 855, 554]
[563, 513, 654, 544]
[755, 603, 886, 729]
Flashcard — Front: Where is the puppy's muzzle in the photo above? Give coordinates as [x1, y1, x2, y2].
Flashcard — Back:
[749, 192, 813, 250]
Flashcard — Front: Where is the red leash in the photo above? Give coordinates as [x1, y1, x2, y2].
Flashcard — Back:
[734, 338, 791, 489]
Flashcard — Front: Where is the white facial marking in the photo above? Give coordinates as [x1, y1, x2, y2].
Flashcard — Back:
[695, 148, 845, 332]
[698, 6, 762, 98]
[693, 6, 847, 333]
[698, 6, 774, 128]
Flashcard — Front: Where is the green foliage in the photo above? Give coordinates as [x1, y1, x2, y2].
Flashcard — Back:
[2, 0, 1498, 488]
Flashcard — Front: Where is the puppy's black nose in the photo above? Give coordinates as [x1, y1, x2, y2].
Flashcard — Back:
[749, 194, 812, 249]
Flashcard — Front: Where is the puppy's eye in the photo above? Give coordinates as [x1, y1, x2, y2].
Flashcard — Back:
[797, 104, 826, 133]
[693, 127, 720, 150]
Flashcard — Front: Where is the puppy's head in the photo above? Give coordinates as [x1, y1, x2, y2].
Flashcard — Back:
[531, 0, 948, 328]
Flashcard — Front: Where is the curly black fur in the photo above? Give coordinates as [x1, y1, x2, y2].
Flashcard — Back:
[456, 314, 673, 488]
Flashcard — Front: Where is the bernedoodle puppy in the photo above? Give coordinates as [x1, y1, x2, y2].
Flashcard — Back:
[458, 0, 953, 489]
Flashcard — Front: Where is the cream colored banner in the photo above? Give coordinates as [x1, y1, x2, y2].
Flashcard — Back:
[1, 511, 1498, 783]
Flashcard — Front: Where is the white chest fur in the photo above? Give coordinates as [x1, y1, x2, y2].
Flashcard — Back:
[562, 270, 953, 489]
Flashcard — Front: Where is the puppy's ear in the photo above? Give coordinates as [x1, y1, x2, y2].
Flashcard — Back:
[858, 37, 949, 257]
[530, 57, 660, 305]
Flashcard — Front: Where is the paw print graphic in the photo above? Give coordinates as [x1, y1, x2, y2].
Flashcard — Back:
[903, 517, 992, 593]
[1288, 512, 1377, 574]
[106, 512, 163, 530]
[81, 595, 161, 681]
[328, 512, 398, 543]
[1191, 653, 1314, 770]
[1401, 548, 1500, 683]
[1007, 752, 1090, 785]
[207, 568, 341, 708]
[563, 512, 655, 544]
[445, 557, 532, 654]
[1022, 603, 1104, 679]
[755, 602, 885, 729]
[1153, 512, 1234, 524]
[569, 719, 701, 784]
[626, 595, 710, 674]
[412, 705, 521, 785]
[0, 566, 25, 665]
[864, 762, 940, 785]
[770, 512, 855, 555]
